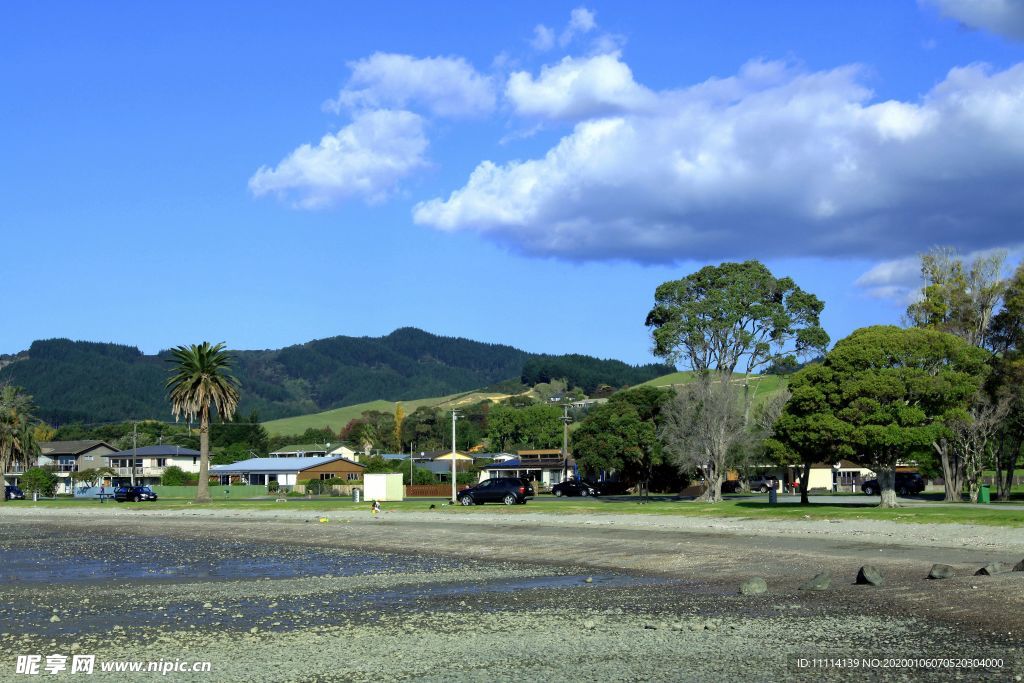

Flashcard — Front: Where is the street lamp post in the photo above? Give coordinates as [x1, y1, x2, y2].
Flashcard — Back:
[450, 410, 462, 503]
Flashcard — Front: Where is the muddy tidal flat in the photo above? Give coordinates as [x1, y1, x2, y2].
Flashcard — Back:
[1, 508, 1022, 682]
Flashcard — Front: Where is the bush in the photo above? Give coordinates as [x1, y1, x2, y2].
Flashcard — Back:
[160, 466, 190, 486]
[268, 480, 280, 493]
[22, 467, 58, 497]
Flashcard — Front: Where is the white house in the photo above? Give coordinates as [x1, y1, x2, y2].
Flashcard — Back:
[105, 445, 202, 486]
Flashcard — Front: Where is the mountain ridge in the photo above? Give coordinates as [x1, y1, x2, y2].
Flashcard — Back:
[1, 327, 674, 424]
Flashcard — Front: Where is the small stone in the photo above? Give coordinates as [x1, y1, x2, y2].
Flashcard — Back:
[856, 565, 884, 586]
[583, 620, 596, 630]
[704, 622, 718, 631]
[268, 602, 278, 609]
[112, 625, 123, 631]
[739, 577, 768, 595]
[928, 564, 955, 580]
[49, 615, 60, 623]
[643, 623, 657, 630]
[670, 623, 683, 631]
[202, 602, 213, 609]
[799, 571, 832, 591]
[584, 577, 593, 583]
[249, 627, 259, 634]
[976, 562, 1009, 576]
[689, 622, 703, 632]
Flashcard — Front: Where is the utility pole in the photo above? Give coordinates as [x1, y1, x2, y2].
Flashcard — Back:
[450, 410, 462, 503]
[560, 404, 572, 482]
[131, 422, 137, 486]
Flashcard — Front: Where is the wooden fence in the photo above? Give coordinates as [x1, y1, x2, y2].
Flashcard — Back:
[404, 484, 470, 497]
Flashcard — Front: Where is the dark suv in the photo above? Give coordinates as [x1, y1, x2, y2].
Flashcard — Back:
[862, 473, 925, 497]
[457, 477, 534, 506]
[551, 479, 598, 497]
[114, 486, 159, 502]
[4, 485, 25, 500]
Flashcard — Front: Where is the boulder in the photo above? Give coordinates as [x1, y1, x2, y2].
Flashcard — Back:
[928, 564, 955, 580]
[739, 577, 768, 595]
[975, 562, 1009, 576]
[1013, 559, 1024, 572]
[799, 571, 832, 591]
[856, 565, 884, 586]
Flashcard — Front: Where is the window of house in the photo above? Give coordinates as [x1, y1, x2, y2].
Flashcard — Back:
[320, 473, 333, 480]
[156, 458, 167, 467]
[347, 472, 359, 481]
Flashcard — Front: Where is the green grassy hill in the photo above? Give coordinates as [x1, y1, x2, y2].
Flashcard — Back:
[266, 371, 789, 437]
[262, 389, 517, 436]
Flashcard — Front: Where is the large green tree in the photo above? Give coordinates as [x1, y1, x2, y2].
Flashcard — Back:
[645, 261, 828, 500]
[768, 365, 853, 504]
[572, 389, 667, 494]
[989, 263, 1024, 500]
[790, 326, 987, 508]
[166, 342, 241, 503]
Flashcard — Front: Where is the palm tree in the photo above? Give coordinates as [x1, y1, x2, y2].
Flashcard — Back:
[0, 385, 38, 490]
[166, 342, 240, 503]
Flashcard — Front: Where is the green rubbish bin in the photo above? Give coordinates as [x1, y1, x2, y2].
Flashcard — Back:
[979, 485, 991, 504]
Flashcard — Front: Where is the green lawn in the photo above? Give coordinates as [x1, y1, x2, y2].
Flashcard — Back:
[10, 496, 1024, 527]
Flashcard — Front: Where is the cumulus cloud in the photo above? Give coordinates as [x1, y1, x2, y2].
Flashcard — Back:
[326, 53, 496, 118]
[560, 7, 597, 46]
[506, 52, 656, 119]
[531, 24, 556, 51]
[924, 0, 1024, 40]
[415, 59, 1024, 263]
[249, 110, 428, 208]
[855, 257, 922, 302]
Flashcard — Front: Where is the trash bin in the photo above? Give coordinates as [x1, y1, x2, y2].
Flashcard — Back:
[978, 485, 990, 504]
[352, 488, 361, 503]
[768, 485, 778, 505]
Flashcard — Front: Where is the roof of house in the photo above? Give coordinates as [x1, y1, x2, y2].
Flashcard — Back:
[107, 445, 201, 457]
[210, 456, 365, 474]
[517, 449, 563, 457]
[484, 457, 570, 470]
[413, 449, 472, 460]
[38, 440, 116, 456]
[809, 459, 870, 470]
[270, 444, 329, 454]
[377, 453, 409, 460]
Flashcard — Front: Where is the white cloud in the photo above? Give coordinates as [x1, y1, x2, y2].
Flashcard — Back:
[531, 25, 556, 51]
[249, 110, 428, 208]
[924, 0, 1024, 40]
[855, 257, 922, 302]
[415, 59, 1024, 263]
[505, 52, 656, 119]
[560, 7, 597, 47]
[326, 53, 496, 118]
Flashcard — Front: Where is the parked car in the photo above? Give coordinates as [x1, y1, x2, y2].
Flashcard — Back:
[747, 476, 781, 493]
[4, 485, 25, 500]
[720, 480, 743, 494]
[862, 473, 925, 497]
[457, 477, 534, 506]
[551, 479, 598, 497]
[114, 486, 159, 502]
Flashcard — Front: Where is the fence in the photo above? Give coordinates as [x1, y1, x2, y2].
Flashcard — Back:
[404, 484, 470, 497]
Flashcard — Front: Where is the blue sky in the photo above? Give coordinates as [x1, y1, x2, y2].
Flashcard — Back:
[2, 1, 1023, 366]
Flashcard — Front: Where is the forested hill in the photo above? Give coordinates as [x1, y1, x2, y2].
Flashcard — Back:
[0, 328, 674, 424]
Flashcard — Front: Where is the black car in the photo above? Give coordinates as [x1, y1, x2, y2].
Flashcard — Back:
[4, 485, 25, 500]
[114, 486, 159, 502]
[862, 472, 925, 497]
[551, 479, 598, 497]
[720, 480, 743, 494]
[457, 477, 534, 505]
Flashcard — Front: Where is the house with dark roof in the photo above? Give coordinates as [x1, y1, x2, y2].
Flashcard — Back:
[29, 440, 118, 493]
[480, 449, 573, 489]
